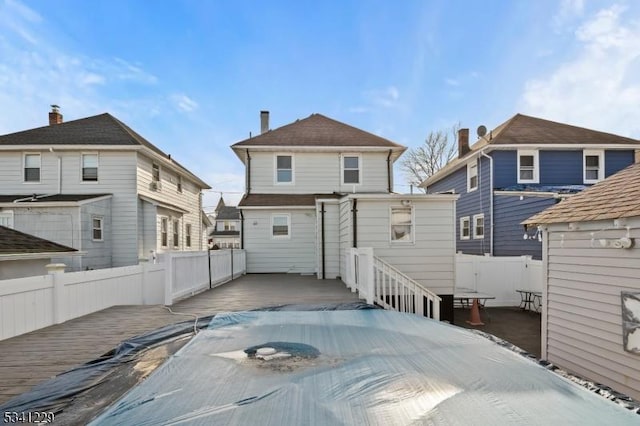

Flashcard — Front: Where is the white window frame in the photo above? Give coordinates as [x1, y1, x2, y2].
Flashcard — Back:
[473, 214, 485, 239]
[177, 175, 183, 193]
[0, 210, 14, 228]
[172, 219, 180, 248]
[467, 160, 478, 192]
[274, 154, 294, 185]
[342, 154, 361, 185]
[92, 216, 104, 241]
[160, 217, 168, 247]
[152, 163, 160, 182]
[23, 153, 41, 183]
[185, 223, 191, 248]
[460, 216, 470, 240]
[81, 152, 99, 183]
[271, 213, 291, 239]
[389, 206, 414, 244]
[517, 150, 539, 184]
[583, 149, 605, 184]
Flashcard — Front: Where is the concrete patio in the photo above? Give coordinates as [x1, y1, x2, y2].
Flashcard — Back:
[0, 273, 542, 406]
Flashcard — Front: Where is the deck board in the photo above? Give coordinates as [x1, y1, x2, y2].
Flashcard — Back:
[0, 274, 360, 405]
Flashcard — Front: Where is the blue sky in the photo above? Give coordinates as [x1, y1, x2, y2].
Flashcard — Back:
[1, 0, 639, 209]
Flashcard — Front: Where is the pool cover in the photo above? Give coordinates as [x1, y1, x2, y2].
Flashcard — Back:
[89, 309, 638, 425]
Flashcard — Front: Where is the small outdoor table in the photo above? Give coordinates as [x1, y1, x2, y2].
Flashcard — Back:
[516, 289, 542, 313]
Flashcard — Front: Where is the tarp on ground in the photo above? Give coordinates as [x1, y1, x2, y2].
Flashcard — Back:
[90, 309, 638, 425]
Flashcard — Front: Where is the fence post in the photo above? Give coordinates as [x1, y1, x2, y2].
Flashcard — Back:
[46, 263, 66, 324]
[164, 252, 174, 306]
[140, 262, 148, 304]
[360, 247, 375, 305]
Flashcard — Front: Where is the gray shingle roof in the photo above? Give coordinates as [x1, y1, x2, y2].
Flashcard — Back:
[0, 194, 111, 203]
[232, 114, 405, 149]
[216, 206, 240, 220]
[524, 162, 640, 225]
[238, 193, 340, 207]
[0, 226, 78, 254]
[0, 113, 210, 189]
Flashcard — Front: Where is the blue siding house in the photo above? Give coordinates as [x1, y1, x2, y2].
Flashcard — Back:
[422, 114, 639, 260]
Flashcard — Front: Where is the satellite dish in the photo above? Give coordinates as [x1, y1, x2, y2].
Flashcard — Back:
[477, 125, 487, 137]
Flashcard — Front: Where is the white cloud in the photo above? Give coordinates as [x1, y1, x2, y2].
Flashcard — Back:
[553, 0, 585, 29]
[171, 93, 198, 112]
[361, 85, 401, 108]
[111, 58, 158, 84]
[520, 4, 640, 137]
[444, 78, 460, 87]
[80, 72, 105, 86]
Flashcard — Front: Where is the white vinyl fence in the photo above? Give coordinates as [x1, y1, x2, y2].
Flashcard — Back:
[0, 250, 245, 341]
[456, 253, 542, 306]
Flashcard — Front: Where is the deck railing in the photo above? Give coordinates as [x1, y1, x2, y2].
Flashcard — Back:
[345, 247, 441, 320]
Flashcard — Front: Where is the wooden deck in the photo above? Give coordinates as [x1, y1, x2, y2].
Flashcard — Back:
[0, 274, 360, 404]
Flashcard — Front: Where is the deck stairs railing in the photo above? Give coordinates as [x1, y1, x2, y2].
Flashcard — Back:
[344, 247, 441, 320]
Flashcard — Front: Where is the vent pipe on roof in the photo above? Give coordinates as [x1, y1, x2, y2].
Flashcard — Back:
[49, 105, 63, 126]
[260, 111, 269, 134]
[458, 128, 470, 158]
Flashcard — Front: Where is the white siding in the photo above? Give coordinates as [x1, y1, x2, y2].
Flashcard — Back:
[339, 197, 456, 295]
[249, 151, 390, 194]
[243, 209, 316, 273]
[339, 199, 353, 281]
[544, 222, 640, 401]
[0, 259, 50, 280]
[79, 199, 112, 269]
[316, 201, 340, 279]
[137, 153, 203, 252]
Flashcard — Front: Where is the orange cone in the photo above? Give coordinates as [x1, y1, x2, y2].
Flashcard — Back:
[466, 298, 485, 326]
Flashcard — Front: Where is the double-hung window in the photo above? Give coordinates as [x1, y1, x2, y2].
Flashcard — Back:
[173, 220, 180, 248]
[161, 217, 168, 247]
[152, 163, 160, 182]
[390, 206, 413, 243]
[177, 175, 183, 193]
[24, 153, 41, 182]
[467, 160, 478, 192]
[460, 216, 470, 240]
[272, 214, 290, 239]
[185, 223, 191, 248]
[92, 216, 103, 241]
[275, 155, 293, 183]
[473, 214, 485, 239]
[583, 150, 604, 183]
[517, 150, 539, 183]
[342, 155, 360, 184]
[0, 210, 14, 229]
[82, 153, 99, 181]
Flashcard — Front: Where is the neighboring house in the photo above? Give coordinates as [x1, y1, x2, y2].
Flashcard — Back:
[209, 197, 241, 249]
[523, 161, 640, 401]
[231, 112, 458, 321]
[0, 106, 211, 271]
[0, 225, 79, 279]
[422, 114, 640, 260]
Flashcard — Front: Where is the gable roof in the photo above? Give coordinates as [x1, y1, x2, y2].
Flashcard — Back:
[216, 205, 241, 220]
[422, 113, 640, 187]
[0, 225, 78, 255]
[0, 113, 210, 189]
[231, 113, 405, 150]
[523, 161, 640, 225]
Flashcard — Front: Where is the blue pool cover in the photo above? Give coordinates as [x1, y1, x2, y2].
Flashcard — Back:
[90, 309, 638, 425]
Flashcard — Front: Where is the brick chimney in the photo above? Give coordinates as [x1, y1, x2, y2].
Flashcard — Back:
[260, 110, 269, 134]
[49, 105, 63, 125]
[458, 128, 470, 158]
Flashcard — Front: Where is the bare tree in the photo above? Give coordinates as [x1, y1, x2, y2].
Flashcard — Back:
[401, 123, 460, 192]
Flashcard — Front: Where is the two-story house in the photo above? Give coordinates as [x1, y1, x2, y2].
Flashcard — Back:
[422, 113, 640, 259]
[0, 106, 211, 271]
[209, 197, 241, 249]
[231, 112, 459, 321]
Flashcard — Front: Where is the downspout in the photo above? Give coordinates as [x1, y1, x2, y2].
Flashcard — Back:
[351, 198, 358, 248]
[321, 202, 326, 279]
[480, 150, 494, 256]
[245, 149, 251, 194]
[239, 210, 245, 249]
[386, 150, 392, 193]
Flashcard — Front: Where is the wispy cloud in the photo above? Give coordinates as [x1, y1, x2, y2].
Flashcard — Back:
[444, 78, 460, 87]
[521, 4, 640, 136]
[111, 58, 158, 85]
[171, 93, 198, 112]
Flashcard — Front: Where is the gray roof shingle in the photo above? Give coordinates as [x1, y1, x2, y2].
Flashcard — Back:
[0, 226, 78, 255]
[0, 194, 111, 203]
[238, 193, 340, 207]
